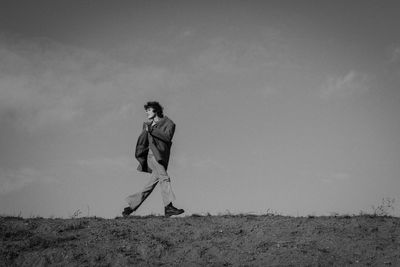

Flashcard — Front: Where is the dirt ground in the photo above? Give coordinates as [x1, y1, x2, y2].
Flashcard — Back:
[1, 214, 399, 266]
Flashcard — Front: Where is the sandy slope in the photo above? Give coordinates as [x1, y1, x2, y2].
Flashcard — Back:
[1, 214, 399, 266]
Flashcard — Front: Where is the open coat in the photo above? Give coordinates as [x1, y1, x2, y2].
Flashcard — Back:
[135, 116, 176, 173]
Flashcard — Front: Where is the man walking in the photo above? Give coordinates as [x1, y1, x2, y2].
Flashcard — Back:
[123, 101, 184, 217]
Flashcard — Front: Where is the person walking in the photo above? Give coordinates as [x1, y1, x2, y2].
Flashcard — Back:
[123, 101, 184, 217]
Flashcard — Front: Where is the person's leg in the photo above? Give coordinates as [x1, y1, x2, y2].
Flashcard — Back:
[124, 155, 160, 214]
[147, 155, 184, 216]
[125, 175, 159, 212]
[147, 155, 176, 206]
[124, 153, 183, 217]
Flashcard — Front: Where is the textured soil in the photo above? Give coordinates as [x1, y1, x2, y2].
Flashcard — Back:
[1, 214, 400, 266]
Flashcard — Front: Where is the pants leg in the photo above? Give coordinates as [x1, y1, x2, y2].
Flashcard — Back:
[125, 154, 175, 210]
[125, 174, 159, 211]
[147, 154, 176, 206]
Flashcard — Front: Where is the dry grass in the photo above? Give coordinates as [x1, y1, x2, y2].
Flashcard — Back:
[1, 214, 400, 266]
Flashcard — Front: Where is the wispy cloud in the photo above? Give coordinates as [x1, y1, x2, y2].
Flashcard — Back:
[194, 37, 289, 75]
[389, 46, 400, 63]
[77, 156, 133, 170]
[0, 167, 53, 195]
[76, 156, 136, 176]
[0, 35, 186, 135]
[298, 170, 353, 184]
[173, 153, 230, 175]
[387, 45, 400, 79]
[320, 172, 352, 184]
[320, 71, 371, 99]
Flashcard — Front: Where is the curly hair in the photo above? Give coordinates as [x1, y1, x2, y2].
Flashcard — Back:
[144, 101, 164, 117]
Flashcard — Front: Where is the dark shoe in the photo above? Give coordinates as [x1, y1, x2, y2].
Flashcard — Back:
[165, 203, 184, 217]
[122, 207, 135, 217]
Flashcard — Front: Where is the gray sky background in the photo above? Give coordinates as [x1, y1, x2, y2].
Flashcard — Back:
[1, 0, 400, 218]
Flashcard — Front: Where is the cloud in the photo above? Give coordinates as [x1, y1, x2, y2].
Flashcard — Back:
[180, 28, 196, 38]
[320, 172, 352, 184]
[77, 156, 134, 171]
[173, 152, 230, 175]
[76, 156, 137, 177]
[194, 37, 289, 75]
[0, 37, 103, 132]
[0, 33, 287, 130]
[389, 46, 400, 63]
[320, 71, 371, 99]
[387, 45, 400, 79]
[0, 35, 187, 136]
[0, 167, 53, 195]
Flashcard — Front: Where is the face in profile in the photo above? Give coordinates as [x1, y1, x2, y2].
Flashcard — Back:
[146, 108, 156, 120]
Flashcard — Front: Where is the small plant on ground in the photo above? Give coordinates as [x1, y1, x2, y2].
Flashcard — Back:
[70, 209, 82, 219]
[371, 197, 395, 217]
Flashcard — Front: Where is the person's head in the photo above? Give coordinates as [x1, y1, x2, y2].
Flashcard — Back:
[144, 101, 164, 120]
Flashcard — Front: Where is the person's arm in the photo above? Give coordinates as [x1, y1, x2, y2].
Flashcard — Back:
[149, 123, 175, 143]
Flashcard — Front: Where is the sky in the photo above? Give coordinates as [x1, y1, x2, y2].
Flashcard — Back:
[1, 0, 400, 218]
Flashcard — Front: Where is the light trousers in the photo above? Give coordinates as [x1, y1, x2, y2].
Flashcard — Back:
[126, 152, 176, 211]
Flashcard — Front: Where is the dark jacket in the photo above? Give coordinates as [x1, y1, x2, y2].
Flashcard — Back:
[135, 116, 176, 173]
